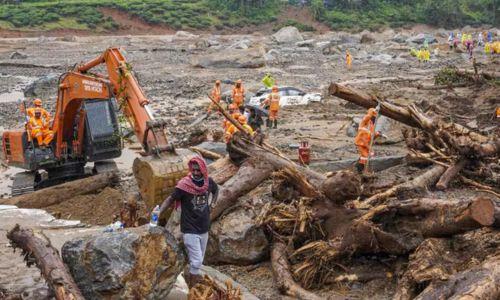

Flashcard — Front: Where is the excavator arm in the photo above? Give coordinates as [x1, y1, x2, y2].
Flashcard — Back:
[76, 47, 171, 155]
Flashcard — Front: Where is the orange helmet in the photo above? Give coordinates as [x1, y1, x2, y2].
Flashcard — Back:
[368, 107, 378, 117]
[272, 86, 278, 92]
[34, 98, 42, 106]
[232, 112, 241, 120]
[215, 80, 221, 85]
[238, 115, 247, 124]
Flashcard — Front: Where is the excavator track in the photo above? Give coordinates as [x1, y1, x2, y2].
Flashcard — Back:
[11, 172, 36, 197]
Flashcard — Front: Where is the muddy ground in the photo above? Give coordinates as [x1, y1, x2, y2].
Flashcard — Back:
[0, 26, 499, 299]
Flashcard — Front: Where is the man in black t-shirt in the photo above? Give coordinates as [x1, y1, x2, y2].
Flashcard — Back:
[158, 157, 218, 288]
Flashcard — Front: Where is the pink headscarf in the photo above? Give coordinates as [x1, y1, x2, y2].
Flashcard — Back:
[175, 157, 209, 195]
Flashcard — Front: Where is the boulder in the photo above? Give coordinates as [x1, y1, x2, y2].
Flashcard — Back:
[23, 74, 58, 99]
[173, 31, 198, 40]
[194, 39, 210, 49]
[62, 226, 185, 300]
[272, 26, 303, 44]
[61, 35, 77, 42]
[229, 39, 251, 50]
[321, 42, 342, 55]
[191, 48, 265, 69]
[264, 49, 280, 63]
[392, 33, 409, 43]
[360, 31, 375, 44]
[295, 39, 315, 48]
[10, 51, 27, 59]
[339, 34, 361, 44]
[406, 33, 437, 44]
[206, 208, 269, 265]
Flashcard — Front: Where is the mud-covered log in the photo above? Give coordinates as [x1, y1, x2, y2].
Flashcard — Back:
[363, 165, 445, 206]
[380, 197, 496, 237]
[210, 158, 274, 220]
[329, 83, 500, 158]
[271, 240, 321, 300]
[414, 254, 500, 300]
[435, 159, 467, 190]
[208, 155, 239, 185]
[0, 172, 119, 208]
[7, 225, 84, 300]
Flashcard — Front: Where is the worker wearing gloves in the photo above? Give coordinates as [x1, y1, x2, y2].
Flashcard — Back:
[262, 86, 280, 129]
[27, 98, 50, 120]
[29, 108, 54, 148]
[354, 108, 380, 173]
[231, 79, 245, 112]
[207, 80, 221, 114]
[225, 115, 254, 143]
[158, 157, 218, 289]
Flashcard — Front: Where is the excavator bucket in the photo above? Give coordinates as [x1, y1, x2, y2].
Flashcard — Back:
[132, 149, 197, 212]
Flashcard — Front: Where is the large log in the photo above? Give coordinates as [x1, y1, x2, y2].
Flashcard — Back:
[363, 165, 446, 206]
[7, 225, 84, 300]
[208, 155, 239, 185]
[210, 158, 274, 220]
[0, 172, 119, 208]
[329, 83, 500, 158]
[414, 253, 500, 300]
[271, 240, 322, 300]
[435, 159, 467, 190]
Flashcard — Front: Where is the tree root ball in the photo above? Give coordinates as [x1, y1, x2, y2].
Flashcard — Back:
[320, 171, 361, 204]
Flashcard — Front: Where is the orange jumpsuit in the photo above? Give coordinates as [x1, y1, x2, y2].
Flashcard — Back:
[263, 92, 280, 121]
[354, 110, 379, 165]
[232, 86, 245, 108]
[208, 84, 222, 113]
[346, 52, 352, 70]
[29, 116, 54, 146]
[223, 112, 241, 130]
[27, 107, 50, 119]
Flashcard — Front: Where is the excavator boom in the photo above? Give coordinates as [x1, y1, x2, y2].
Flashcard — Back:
[77, 48, 169, 155]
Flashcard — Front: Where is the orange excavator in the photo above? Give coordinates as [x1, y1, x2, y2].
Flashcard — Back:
[2, 47, 192, 210]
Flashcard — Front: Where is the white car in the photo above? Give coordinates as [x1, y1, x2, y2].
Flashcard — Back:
[248, 86, 322, 107]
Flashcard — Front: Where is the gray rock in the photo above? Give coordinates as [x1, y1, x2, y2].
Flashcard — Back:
[229, 39, 251, 49]
[295, 39, 315, 47]
[10, 51, 27, 59]
[321, 42, 342, 55]
[406, 33, 437, 44]
[62, 226, 185, 300]
[173, 31, 198, 40]
[194, 39, 210, 49]
[360, 32, 375, 44]
[339, 34, 361, 44]
[23, 74, 58, 99]
[392, 33, 409, 43]
[196, 141, 227, 156]
[206, 208, 269, 265]
[192, 48, 265, 69]
[207, 38, 220, 47]
[61, 35, 77, 42]
[264, 49, 280, 63]
[272, 26, 303, 44]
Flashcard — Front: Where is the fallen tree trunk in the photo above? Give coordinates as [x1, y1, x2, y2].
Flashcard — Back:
[208, 155, 239, 185]
[0, 172, 119, 208]
[435, 159, 467, 190]
[363, 165, 445, 206]
[414, 253, 500, 300]
[271, 240, 322, 300]
[210, 158, 274, 220]
[329, 83, 499, 158]
[7, 225, 84, 300]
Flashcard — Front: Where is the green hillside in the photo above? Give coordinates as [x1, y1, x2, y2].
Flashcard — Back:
[0, 0, 497, 32]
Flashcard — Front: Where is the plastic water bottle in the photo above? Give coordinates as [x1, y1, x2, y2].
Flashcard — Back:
[150, 205, 160, 227]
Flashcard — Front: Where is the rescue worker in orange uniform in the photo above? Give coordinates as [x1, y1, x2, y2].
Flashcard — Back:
[223, 104, 240, 130]
[27, 98, 50, 120]
[231, 79, 245, 112]
[225, 115, 254, 143]
[354, 108, 380, 173]
[208, 80, 222, 114]
[28, 108, 54, 148]
[346, 50, 352, 70]
[262, 86, 280, 129]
